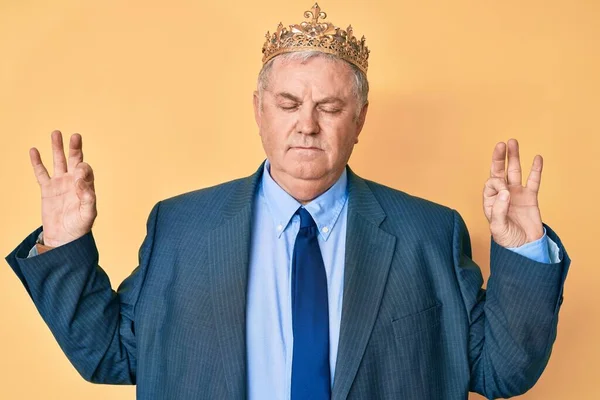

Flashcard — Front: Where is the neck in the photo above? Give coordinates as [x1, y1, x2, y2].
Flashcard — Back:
[269, 167, 344, 205]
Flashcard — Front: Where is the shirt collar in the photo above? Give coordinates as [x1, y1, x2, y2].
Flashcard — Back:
[261, 160, 348, 241]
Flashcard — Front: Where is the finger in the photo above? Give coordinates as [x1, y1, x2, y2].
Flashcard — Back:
[482, 177, 509, 222]
[506, 138, 522, 187]
[483, 177, 508, 198]
[74, 162, 96, 192]
[490, 142, 507, 179]
[67, 133, 83, 172]
[29, 147, 51, 185]
[526, 154, 543, 193]
[51, 130, 68, 177]
[490, 189, 510, 233]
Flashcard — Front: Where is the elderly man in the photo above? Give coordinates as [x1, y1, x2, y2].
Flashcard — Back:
[6, 3, 569, 400]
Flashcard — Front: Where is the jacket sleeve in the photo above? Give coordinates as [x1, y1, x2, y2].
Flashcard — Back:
[4, 202, 161, 384]
[450, 210, 571, 399]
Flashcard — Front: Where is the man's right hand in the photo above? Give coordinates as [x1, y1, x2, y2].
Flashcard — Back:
[30, 130, 97, 248]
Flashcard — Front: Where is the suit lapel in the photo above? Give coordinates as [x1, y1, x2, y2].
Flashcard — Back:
[206, 164, 264, 399]
[332, 169, 397, 400]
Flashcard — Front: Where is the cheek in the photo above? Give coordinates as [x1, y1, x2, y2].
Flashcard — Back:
[261, 110, 295, 139]
[326, 123, 358, 152]
[260, 115, 293, 155]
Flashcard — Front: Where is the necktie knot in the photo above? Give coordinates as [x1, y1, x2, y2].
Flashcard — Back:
[298, 207, 317, 229]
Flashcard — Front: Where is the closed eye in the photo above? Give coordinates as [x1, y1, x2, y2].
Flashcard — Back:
[279, 103, 299, 111]
[319, 107, 342, 114]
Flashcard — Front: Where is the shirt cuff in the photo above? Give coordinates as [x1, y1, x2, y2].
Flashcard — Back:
[27, 231, 49, 258]
[506, 228, 561, 264]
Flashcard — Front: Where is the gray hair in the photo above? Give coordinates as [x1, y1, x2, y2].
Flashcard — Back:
[257, 51, 369, 118]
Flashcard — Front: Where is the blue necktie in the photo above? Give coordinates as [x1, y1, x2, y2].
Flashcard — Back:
[291, 207, 331, 400]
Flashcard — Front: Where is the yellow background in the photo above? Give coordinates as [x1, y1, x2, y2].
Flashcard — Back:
[1, 0, 597, 398]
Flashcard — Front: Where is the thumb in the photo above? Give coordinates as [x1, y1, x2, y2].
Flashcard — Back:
[75, 178, 96, 210]
[490, 190, 510, 233]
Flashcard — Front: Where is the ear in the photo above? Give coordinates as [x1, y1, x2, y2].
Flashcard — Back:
[354, 101, 369, 143]
[253, 91, 261, 129]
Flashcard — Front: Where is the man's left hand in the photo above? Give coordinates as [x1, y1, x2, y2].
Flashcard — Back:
[483, 139, 545, 248]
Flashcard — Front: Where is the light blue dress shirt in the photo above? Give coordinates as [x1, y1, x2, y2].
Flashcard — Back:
[245, 160, 560, 400]
[246, 161, 349, 400]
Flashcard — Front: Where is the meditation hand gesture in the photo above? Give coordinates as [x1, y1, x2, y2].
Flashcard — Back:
[29, 130, 97, 248]
[483, 139, 545, 248]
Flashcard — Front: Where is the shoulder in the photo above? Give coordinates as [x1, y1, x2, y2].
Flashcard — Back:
[148, 171, 258, 232]
[160, 177, 248, 210]
[359, 177, 459, 235]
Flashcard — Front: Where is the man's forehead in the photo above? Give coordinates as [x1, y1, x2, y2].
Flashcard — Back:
[267, 73, 354, 101]
[268, 56, 354, 87]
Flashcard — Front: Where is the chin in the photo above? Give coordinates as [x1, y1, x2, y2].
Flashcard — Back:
[292, 163, 343, 185]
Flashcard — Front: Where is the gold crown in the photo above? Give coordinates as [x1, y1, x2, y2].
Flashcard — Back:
[261, 3, 370, 74]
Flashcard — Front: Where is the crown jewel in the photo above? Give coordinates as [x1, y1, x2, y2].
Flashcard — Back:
[261, 3, 370, 74]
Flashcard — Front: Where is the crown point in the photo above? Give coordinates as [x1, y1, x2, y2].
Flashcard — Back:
[305, 3, 326, 24]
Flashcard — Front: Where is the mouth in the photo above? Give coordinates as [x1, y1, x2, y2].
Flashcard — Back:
[289, 146, 322, 151]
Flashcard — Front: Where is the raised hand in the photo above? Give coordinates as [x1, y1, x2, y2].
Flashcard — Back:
[483, 139, 544, 248]
[30, 130, 97, 248]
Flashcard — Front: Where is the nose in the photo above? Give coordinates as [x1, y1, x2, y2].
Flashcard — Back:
[296, 106, 320, 135]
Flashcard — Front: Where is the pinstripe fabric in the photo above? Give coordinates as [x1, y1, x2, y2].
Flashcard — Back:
[5, 162, 570, 400]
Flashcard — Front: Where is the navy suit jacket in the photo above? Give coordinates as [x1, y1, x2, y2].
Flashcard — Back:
[6, 164, 570, 399]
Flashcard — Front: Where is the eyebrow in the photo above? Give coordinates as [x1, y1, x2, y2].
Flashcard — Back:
[317, 96, 346, 105]
[275, 92, 346, 105]
[276, 92, 302, 102]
